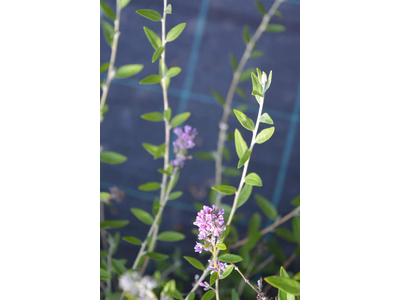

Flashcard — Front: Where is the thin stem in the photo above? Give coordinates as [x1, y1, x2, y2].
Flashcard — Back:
[230, 206, 300, 249]
[100, 201, 108, 251]
[214, 0, 284, 206]
[232, 263, 259, 294]
[100, 0, 122, 115]
[238, 255, 257, 296]
[106, 237, 113, 299]
[213, 245, 220, 300]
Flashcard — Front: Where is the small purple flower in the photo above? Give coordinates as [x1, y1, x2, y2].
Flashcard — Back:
[171, 125, 198, 168]
[193, 205, 226, 249]
[199, 281, 212, 291]
[207, 259, 228, 278]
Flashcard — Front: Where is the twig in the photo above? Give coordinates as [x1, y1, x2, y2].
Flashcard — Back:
[100, 0, 122, 115]
[230, 206, 300, 249]
[232, 263, 259, 294]
[214, 0, 284, 206]
[238, 255, 257, 296]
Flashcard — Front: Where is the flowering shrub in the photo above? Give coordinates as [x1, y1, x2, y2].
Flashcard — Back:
[100, 0, 299, 299]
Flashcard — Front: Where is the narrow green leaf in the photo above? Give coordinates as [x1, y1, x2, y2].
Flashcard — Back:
[201, 290, 215, 300]
[120, 0, 131, 9]
[100, 220, 129, 229]
[143, 27, 161, 50]
[233, 109, 255, 131]
[239, 68, 254, 82]
[250, 50, 264, 58]
[292, 217, 300, 244]
[187, 293, 195, 300]
[216, 243, 227, 250]
[242, 25, 250, 44]
[293, 272, 300, 280]
[166, 67, 181, 78]
[100, 268, 110, 280]
[146, 252, 169, 261]
[238, 149, 251, 169]
[275, 10, 284, 19]
[223, 167, 241, 177]
[152, 46, 165, 63]
[231, 289, 239, 300]
[130, 208, 154, 225]
[237, 184, 252, 208]
[170, 112, 191, 128]
[260, 112, 274, 124]
[169, 191, 183, 200]
[115, 64, 143, 78]
[279, 267, 295, 300]
[212, 185, 237, 195]
[291, 196, 300, 206]
[111, 259, 127, 275]
[100, 151, 127, 164]
[141, 112, 163, 122]
[236, 87, 247, 100]
[234, 129, 248, 159]
[100, 0, 115, 20]
[100, 62, 109, 73]
[210, 272, 218, 286]
[183, 256, 205, 271]
[122, 236, 142, 245]
[255, 0, 266, 16]
[245, 173, 262, 187]
[166, 23, 186, 42]
[255, 127, 275, 144]
[211, 89, 225, 106]
[100, 192, 110, 202]
[164, 108, 172, 121]
[138, 182, 160, 191]
[142, 143, 158, 156]
[101, 20, 114, 47]
[255, 194, 277, 219]
[165, 4, 172, 14]
[266, 24, 286, 32]
[220, 264, 234, 279]
[136, 9, 162, 21]
[223, 146, 231, 162]
[218, 254, 243, 263]
[229, 53, 237, 71]
[158, 231, 185, 242]
[195, 151, 214, 161]
[264, 276, 300, 295]
[140, 74, 162, 84]
[154, 143, 165, 160]
[252, 90, 264, 97]
[274, 228, 296, 243]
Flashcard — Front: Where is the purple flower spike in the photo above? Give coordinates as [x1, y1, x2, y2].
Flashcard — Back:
[171, 125, 198, 168]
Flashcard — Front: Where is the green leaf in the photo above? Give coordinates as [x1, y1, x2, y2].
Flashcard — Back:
[100, 151, 127, 164]
[252, 90, 264, 97]
[100, 62, 109, 73]
[292, 217, 300, 244]
[234, 129, 248, 159]
[169, 191, 183, 200]
[229, 53, 237, 71]
[223, 167, 241, 177]
[100, 220, 129, 229]
[266, 24, 286, 33]
[195, 151, 214, 161]
[141, 112, 163, 122]
[146, 252, 169, 261]
[274, 228, 296, 243]
[165, 4, 172, 14]
[223, 146, 231, 162]
[122, 236, 142, 245]
[100, 0, 115, 20]
[140, 74, 162, 84]
[202, 290, 215, 300]
[210, 272, 218, 286]
[219, 254, 243, 263]
[239, 68, 254, 82]
[279, 267, 295, 300]
[237, 184, 252, 208]
[291, 196, 300, 206]
[142, 143, 158, 156]
[250, 50, 264, 58]
[212, 185, 237, 195]
[231, 289, 239, 300]
[242, 25, 250, 44]
[293, 272, 300, 280]
[152, 46, 165, 63]
[163, 108, 172, 121]
[220, 264, 234, 279]
[255, 127, 275, 144]
[170, 112, 191, 128]
[101, 20, 114, 47]
[138, 182, 160, 191]
[275, 10, 284, 19]
[216, 243, 227, 250]
[111, 259, 127, 275]
[238, 149, 251, 169]
[120, 0, 131, 9]
[100, 192, 110, 202]
[158, 231, 185, 242]
[233, 109, 255, 131]
[187, 293, 195, 300]
[183, 256, 205, 271]
[130, 208, 154, 225]
[255, 0, 266, 16]
[166, 67, 181, 78]
[100, 268, 110, 280]
[143, 27, 161, 50]
[236, 87, 247, 100]
[245, 173, 262, 186]
[211, 89, 225, 105]
[166, 23, 186, 42]
[136, 9, 162, 21]
[115, 64, 143, 78]
[264, 276, 300, 295]
[154, 143, 166, 160]
[260, 112, 274, 124]
[255, 194, 277, 219]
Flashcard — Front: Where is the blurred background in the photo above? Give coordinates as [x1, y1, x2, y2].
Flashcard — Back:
[101, 0, 299, 296]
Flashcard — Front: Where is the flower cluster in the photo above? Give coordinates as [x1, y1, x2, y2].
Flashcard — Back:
[171, 125, 198, 168]
[193, 205, 226, 253]
[207, 259, 228, 277]
[119, 272, 157, 300]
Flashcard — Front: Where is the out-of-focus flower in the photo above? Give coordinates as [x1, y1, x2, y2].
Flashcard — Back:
[171, 125, 197, 168]
[199, 281, 212, 291]
[119, 272, 157, 300]
[109, 186, 125, 203]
